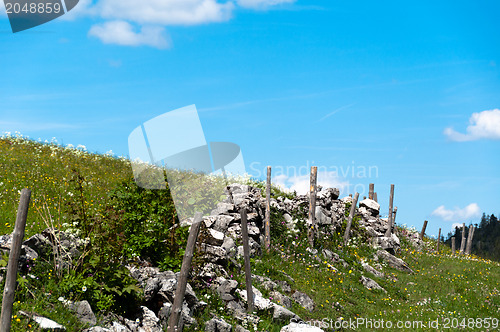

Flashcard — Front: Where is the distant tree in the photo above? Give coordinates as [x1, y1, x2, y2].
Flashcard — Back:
[479, 213, 489, 229]
[445, 213, 500, 262]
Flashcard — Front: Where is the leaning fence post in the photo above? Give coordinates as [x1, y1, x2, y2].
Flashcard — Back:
[451, 237, 456, 255]
[384, 184, 395, 237]
[307, 166, 318, 247]
[436, 228, 441, 252]
[465, 225, 475, 255]
[167, 212, 202, 332]
[368, 183, 374, 200]
[1, 189, 31, 332]
[460, 223, 466, 254]
[240, 208, 254, 312]
[343, 193, 359, 244]
[419, 220, 428, 240]
[264, 166, 271, 252]
[373, 192, 378, 203]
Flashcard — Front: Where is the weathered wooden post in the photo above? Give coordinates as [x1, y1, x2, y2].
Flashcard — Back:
[384, 184, 395, 237]
[465, 225, 475, 255]
[392, 206, 398, 224]
[308, 166, 318, 247]
[343, 193, 359, 244]
[240, 208, 254, 312]
[460, 223, 466, 254]
[373, 192, 378, 203]
[451, 237, 456, 255]
[368, 183, 374, 200]
[167, 212, 202, 332]
[1, 189, 31, 332]
[419, 220, 428, 240]
[437, 228, 441, 252]
[264, 166, 271, 252]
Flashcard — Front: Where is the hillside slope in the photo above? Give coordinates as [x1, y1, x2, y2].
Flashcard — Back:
[0, 134, 499, 332]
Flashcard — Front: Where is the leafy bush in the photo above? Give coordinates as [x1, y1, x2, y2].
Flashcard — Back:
[108, 176, 189, 270]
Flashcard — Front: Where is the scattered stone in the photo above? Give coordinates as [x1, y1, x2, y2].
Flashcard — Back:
[376, 250, 414, 273]
[291, 291, 315, 312]
[236, 286, 273, 311]
[272, 304, 299, 322]
[361, 262, 385, 279]
[205, 317, 232, 332]
[83, 327, 110, 332]
[270, 291, 292, 309]
[68, 300, 97, 326]
[277, 280, 292, 293]
[360, 275, 386, 292]
[235, 325, 250, 332]
[19, 311, 66, 331]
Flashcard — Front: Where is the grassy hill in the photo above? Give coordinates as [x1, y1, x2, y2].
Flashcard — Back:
[1, 134, 499, 331]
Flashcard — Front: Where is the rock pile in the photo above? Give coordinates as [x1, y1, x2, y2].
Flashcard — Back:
[0, 182, 419, 331]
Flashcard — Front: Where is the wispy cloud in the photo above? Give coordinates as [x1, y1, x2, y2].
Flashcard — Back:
[318, 103, 355, 122]
[444, 109, 500, 141]
[431, 203, 481, 222]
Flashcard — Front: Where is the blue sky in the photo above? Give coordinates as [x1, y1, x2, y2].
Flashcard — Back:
[1, 0, 499, 237]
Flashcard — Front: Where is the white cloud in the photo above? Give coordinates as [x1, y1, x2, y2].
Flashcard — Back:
[272, 171, 350, 195]
[2, 0, 295, 48]
[88, 21, 170, 49]
[95, 0, 234, 25]
[83, 1, 234, 48]
[237, 0, 296, 9]
[431, 203, 481, 222]
[451, 223, 464, 231]
[444, 109, 500, 141]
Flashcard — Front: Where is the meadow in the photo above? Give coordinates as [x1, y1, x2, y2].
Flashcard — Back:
[0, 133, 499, 331]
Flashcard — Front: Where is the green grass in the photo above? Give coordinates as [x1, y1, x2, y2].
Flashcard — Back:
[234, 229, 500, 331]
[1, 134, 500, 331]
[0, 134, 131, 238]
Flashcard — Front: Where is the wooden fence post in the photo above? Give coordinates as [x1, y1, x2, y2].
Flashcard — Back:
[343, 193, 359, 245]
[1, 189, 31, 332]
[240, 208, 254, 312]
[451, 237, 456, 255]
[384, 184, 395, 237]
[167, 212, 202, 332]
[307, 166, 318, 247]
[460, 223, 466, 254]
[465, 225, 475, 255]
[264, 166, 271, 252]
[419, 220, 428, 240]
[373, 192, 378, 203]
[392, 206, 398, 224]
[368, 183, 374, 200]
[437, 228, 441, 252]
